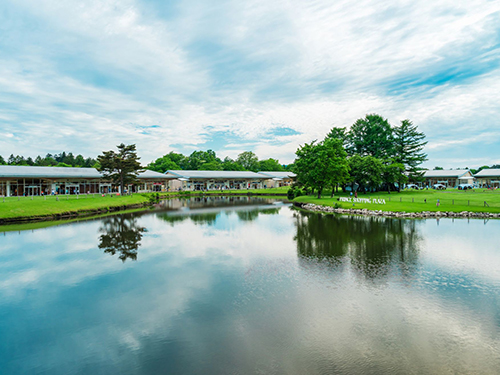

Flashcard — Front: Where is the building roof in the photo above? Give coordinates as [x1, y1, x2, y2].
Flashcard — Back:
[0, 165, 169, 180]
[139, 170, 174, 180]
[165, 170, 266, 179]
[474, 168, 500, 178]
[423, 169, 472, 178]
[257, 171, 296, 179]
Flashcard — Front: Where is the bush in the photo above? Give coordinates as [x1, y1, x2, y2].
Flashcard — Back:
[287, 186, 306, 200]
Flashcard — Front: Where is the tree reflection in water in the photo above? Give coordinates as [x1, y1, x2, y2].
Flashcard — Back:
[294, 211, 422, 280]
[98, 215, 147, 262]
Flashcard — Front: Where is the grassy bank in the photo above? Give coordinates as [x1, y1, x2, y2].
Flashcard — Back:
[0, 187, 289, 222]
[0, 194, 151, 221]
[0, 207, 150, 233]
[294, 188, 500, 213]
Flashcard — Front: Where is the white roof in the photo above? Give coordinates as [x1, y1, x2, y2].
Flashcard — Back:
[474, 168, 500, 178]
[257, 171, 296, 179]
[0, 165, 169, 180]
[423, 169, 472, 178]
[165, 170, 266, 179]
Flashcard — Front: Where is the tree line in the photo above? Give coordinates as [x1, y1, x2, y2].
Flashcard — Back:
[146, 150, 290, 173]
[0, 152, 98, 168]
[0, 148, 291, 174]
[292, 113, 428, 198]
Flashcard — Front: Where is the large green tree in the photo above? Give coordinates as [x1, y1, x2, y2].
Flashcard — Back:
[382, 160, 407, 193]
[221, 157, 245, 171]
[147, 154, 181, 173]
[348, 155, 384, 193]
[295, 138, 349, 199]
[237, 151, 259, 171]
[325, 126, 349, 150]
[258, 158, 285, 171]
[348, 114, 394, 159]
[185, 150, 221, 170]
[97, 143, 143, 194]
[393, 119, 427, 182]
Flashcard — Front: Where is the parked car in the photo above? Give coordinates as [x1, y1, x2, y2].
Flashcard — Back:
[433, 184, 446, 190]
[406, 184, 421, 190]
[458, 184, 474, 190]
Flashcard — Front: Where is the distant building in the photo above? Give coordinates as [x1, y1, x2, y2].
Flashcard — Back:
[423, 169, 475, 188]
[0, 165, 170, 196]
[164, 170, 295, 191]
[474, 169, 500, 188]
[256, 171, 296, 188]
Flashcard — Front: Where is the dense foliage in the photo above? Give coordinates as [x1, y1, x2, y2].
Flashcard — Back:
[0, 152, 97, 168]
[293, 113, 428, 195]
[294, 138, 349, 198]
[146, 150, 287, 173]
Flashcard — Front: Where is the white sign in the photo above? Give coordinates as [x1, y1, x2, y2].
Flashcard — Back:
[339, 197, 386, 204]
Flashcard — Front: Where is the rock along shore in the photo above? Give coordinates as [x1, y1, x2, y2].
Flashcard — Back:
[294, 202, 500, 219]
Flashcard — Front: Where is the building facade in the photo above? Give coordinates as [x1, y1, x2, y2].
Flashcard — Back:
[423, 169, 475, 188]
[0, 166, 170, 197]
[164, 170, 272, 191]
[257, 171, 296, 188]
[474, 169, 500, 188]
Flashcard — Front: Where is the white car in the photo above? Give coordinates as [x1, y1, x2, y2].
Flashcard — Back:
[433, 184, 446, 190]
[406, 184, 421, 190]
[458, 184, 474, 190]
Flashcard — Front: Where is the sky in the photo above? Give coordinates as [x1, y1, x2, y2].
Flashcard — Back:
[0, 0, 499, 168]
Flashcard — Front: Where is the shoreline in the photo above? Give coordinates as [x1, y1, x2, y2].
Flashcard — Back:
[0, 191, 288, 225]
[294, 202, 500, 219]
[0, 202, 150, 225]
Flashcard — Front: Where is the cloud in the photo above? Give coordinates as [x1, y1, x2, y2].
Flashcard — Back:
[0, 0, 499, 167]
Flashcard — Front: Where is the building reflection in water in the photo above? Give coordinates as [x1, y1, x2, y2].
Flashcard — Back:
[159, 204, 281, 226]
[98, 214, 147, 262]
[294, 211, 422, 281]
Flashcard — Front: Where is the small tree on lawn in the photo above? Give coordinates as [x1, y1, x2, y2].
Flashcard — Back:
[97, 143, 143, 194]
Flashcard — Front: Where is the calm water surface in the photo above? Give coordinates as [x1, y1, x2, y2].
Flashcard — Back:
[1, 197, 499, 374]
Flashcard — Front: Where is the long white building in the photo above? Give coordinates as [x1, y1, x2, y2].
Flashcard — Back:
[423, 169, 475, 188]
[474, 169, 500, 188]
[164, 170, 296, 191]
[0, 165, 170, 196]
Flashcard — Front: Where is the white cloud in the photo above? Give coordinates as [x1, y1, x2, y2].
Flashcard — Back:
[0, 0, 499, 166]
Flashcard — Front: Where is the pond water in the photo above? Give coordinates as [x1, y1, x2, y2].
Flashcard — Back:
[1, 197, 499, 374]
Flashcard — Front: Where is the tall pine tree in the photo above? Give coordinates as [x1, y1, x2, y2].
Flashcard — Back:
[393, 119, 427, 182]
[347, 114, 394, 159]
[97, 144, 143, 194]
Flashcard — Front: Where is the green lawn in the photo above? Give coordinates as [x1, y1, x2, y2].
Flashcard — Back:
[0, 194, 150, 220]
[294, 188, 500, 213]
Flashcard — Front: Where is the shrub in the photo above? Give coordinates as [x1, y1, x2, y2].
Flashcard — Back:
[287, 186, 306, 199]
